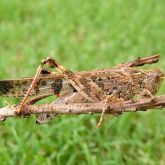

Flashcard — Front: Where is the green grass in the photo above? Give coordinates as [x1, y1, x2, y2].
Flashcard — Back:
[0, 0, 165, 164]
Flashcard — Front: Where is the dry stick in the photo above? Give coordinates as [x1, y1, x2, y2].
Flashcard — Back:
[0, 95, 165, 120]
[115, 54, 160, 68]
[21, 95, 165, 114]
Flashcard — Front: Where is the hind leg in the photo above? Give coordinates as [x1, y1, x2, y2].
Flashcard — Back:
[36, 58, 104, 103]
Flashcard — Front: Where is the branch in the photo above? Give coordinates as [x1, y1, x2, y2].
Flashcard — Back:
[20, 95, 165, 114]
[0, 95, 165, 121]
[115, 54, 160, 68]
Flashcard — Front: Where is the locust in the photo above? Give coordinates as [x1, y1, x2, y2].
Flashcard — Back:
[0, 54, 163, 126]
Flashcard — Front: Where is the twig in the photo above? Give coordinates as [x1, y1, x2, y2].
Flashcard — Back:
[20, 95, 165, 114]
[115, 54, 160, 68]
[0, 95, 165, 121]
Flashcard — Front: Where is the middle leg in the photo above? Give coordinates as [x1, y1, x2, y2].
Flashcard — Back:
[97, 95, 124, 127]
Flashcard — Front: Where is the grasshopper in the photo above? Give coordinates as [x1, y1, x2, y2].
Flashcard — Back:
[0, 55, 163, 126]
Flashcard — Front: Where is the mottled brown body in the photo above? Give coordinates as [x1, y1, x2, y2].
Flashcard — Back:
[0, 67, 163, 100]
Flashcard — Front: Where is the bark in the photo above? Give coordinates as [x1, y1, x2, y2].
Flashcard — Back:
[0, 95, 165, 121]
[115, 54, 159, 68]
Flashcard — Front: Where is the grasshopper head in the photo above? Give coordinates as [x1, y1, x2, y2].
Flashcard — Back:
[146, 68, 164, 94]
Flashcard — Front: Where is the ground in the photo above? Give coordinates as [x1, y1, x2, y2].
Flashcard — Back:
[0, 0, 165, 164]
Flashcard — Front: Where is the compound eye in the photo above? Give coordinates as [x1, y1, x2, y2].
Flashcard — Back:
[52, 79, 63, 94]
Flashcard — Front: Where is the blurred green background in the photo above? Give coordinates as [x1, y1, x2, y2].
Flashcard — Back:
[0, 0, 165, 164]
